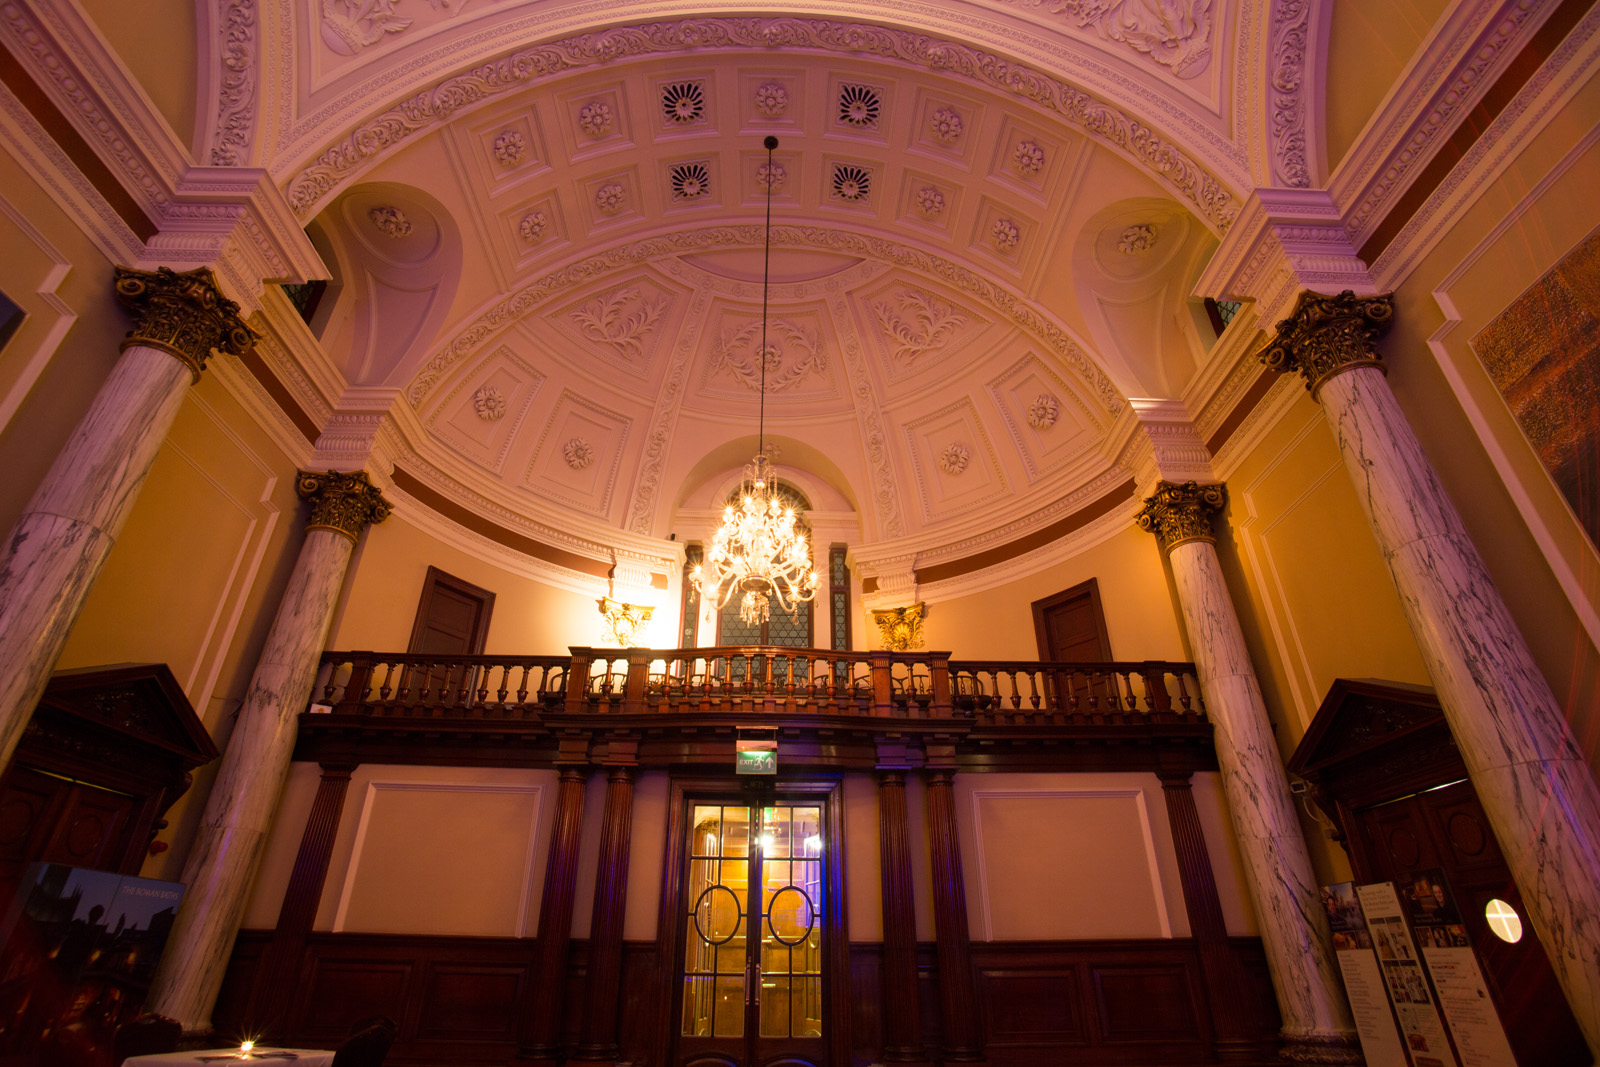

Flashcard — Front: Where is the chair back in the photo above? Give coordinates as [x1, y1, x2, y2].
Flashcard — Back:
[330, 1023, 395, 1067]
[113, 1014, 182, 1061]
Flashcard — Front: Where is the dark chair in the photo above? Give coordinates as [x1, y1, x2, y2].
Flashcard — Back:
[113, 1014, 182, 1062]
[330, 1018, 395, 1067]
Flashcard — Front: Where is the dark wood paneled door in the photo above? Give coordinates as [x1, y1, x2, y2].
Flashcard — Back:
[672, 791, 838, 1067]
[0, 766, 146, 886]
[1351, 779, 1589, 1066]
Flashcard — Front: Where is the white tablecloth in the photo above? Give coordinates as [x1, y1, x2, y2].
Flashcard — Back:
[123, 1049, 335, 1067]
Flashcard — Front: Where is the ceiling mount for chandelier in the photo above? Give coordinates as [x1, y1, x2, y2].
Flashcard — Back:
[691, 136, 820, 628]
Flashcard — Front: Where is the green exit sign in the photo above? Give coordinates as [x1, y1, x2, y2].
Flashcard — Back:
[736, 748, 776, 775]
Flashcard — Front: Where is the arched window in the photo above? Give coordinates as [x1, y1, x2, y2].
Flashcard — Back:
[716, 482, 815, 647]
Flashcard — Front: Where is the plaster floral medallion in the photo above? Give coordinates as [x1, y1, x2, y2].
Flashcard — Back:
[492, 130, 525, 166]
[368, 205, 412, 238]
[991, 218, 1020, 252]
[1013, 140, 1045, 175]
[578, 101, 613, 137]
[832, 164, 872, 202]
[563, 437, 596, 469]
[754, 82, 789, 117]
[914, 187, 946, 217]
[472, 384, 507, 421]
[670, 162, 711, 200]
[929, 107, 963, 143]
[661, 81, 706, 123]
[1027, 393, 1059, 428]
[595, 183, 627, 213]
[518, 210, 547, 242]
[838, 83, 881, 127]
[757, 161, 786, 191]
[939, 442, 971, 474]
[1118, 224, 1158, 254]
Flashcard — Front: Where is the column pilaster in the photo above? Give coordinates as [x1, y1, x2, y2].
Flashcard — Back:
[0, 266, 252, 772]
[1264, 290, 1600, 1056]
[877, 768, 926, 1065]
[520, 757, 590, 1062]
[146, 470, 390, 1032]
[575, 760, 637, 1064]
[1136, 482, 1357, 1063]
[923, 761, 983, 1064]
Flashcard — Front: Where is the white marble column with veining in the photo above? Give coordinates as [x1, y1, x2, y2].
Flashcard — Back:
[147, 471, 390, 1032]
[0, 267, 253, 774]
[1278, 298, 1600, 1053]
[1138, 483, 1357, 1063]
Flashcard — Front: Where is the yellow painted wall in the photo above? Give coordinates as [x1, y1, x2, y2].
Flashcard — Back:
[1322, 0, 1452, 172]
[76, 0, 199, 151]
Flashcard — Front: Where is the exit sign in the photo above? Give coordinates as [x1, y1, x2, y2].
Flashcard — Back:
[736, 748, 776, 775]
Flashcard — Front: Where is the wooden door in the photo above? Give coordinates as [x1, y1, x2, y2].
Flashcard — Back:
[1031, 579, 1112, 710]
[0, 766, 145, 884]
[1351, 780, 1589, 1065]
[670, 786, 843, 1067]
[404, 567, 495, 701]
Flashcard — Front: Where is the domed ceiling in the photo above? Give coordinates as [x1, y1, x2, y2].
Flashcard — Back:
[273, 2, 1257, 594]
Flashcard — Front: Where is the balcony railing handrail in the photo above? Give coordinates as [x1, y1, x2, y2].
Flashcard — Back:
[311, 647, 1206, 725]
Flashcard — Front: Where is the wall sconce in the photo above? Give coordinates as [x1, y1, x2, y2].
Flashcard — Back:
[871, 602, 926, 651]
[598, 597, 654, 647]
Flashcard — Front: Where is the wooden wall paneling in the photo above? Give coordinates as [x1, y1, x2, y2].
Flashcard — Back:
[923, 767, 983, 1063]
[875, 769, 925, 1064]
[521, 762, 589, 1062]
[576, 763, 637, 1063]
[1090, 962, 1200, 1043]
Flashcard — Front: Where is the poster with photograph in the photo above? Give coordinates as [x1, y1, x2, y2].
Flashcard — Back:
[1357, 881, 1460, 1067]
[1400, 870, 1517, 1067]
[1321, 882, 1408, 1067]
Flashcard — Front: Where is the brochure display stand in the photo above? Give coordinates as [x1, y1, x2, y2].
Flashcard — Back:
[1322, 882, 1409, 1067]
[1397, 871, 1517, 1067]
[1356, 881, 1461, 1067]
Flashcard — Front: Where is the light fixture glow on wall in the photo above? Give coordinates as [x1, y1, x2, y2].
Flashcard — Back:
[690, 136, 820, 626]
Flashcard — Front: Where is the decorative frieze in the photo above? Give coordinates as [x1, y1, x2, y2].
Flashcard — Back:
[1260, 290, 1395, 397]
[113, 266, 255, 382]
[296, 470, 392, 540]
[871, 603, 925, 651]
[1135, 480, 1225, 553]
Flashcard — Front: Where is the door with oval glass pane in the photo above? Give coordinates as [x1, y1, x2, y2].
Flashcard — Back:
[678, 803, 825, 1066]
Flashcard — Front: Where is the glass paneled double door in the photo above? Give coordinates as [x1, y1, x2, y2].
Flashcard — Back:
[677, 802, 826, 1067]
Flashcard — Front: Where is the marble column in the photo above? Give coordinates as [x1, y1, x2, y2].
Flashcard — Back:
[1264, 290, 1600, 1055]
[576, 765, 637, 1065]
[877, 769, 925, 1065]
[0, 266, 252, 774]
[521, 764, 589, 1063]
[924, 766, 983, 1064]
[147, 471, 391, 1032]
[1136, 482, 1357, 1063]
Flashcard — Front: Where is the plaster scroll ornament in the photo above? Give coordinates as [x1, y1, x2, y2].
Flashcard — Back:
[472, 384, 507, 421]
[320, 0, 411, 56]
[712, 320, 826, 392]
[872, 289, 966, 363]
[871, 602, 926, 651]
[757, 161, 786, 191]
[367, 205, 412, 238]
[754, 82, 789, 117]
[492, 130, 525, 166]
[571, 287, 666, 360]
[595, 182, 627, 213]
[563, 436, 596, 469]
[1027, 393, 1060, 428]
[578, 101, 614, 137]
[1118, 224, 1158, 254]
[1013, 139, 1046, 175]
[939, 442, 971, 474]
[991, 218, 1020, 252]
[929, 107, 964, 143]
[1008, 0, 1213, 78]
[914, 187, 946, 217]
[209, 0, 256, 166]
[517, 210, 547, 242]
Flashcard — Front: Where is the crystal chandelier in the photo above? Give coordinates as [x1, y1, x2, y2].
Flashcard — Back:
[691, 136, 820, 627]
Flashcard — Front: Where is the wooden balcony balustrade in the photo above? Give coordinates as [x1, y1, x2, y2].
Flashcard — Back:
[310, 647, 1207, 726]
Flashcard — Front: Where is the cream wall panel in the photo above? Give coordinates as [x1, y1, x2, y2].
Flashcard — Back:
[570, 770, 608, 938]
[0, 191, 75, 436]
[75, 0, 198, 149]
[953, 772, 1195, 942]
[842, 772, 881, 941]
[313, 766, 558, 934]
[919, 526, 1186, 661]
[623, 771, 670, 941]
[906, 774, 935, 942]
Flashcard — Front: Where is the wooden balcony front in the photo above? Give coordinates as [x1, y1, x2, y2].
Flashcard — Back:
[300, 647, 1217, 773]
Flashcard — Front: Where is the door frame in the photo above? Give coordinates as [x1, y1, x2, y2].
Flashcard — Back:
[654, 775, 850, 1067]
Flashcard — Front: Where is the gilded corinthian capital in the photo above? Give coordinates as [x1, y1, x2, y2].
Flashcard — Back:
[113, 266, 257, 381]
[1259, 289, 1395, 398]
[296, 470, 392, 540]
[1135, 481, 1226, 553]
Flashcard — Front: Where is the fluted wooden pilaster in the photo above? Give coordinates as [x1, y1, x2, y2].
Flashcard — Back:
[575, 765, 637, 1064]
[520, 766, 589, 1062]
[877, 770, 925, 1064]
[925, 768, 983, 1064]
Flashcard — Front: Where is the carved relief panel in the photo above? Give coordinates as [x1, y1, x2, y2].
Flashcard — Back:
[902, 397, 1009, 523]
[521, 389, 633, 517]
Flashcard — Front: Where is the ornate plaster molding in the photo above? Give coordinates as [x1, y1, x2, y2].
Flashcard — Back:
[279, 16, 1240, 232]
[209, 0, 258, 165]
[1259, 289, 1394, 398]
[114, 266, 256, 381]
[1135, 479, 1225, 552]
[1267, 0, 1314, 187]
[408, 224, 1124, 414]
[296, 469, 392, 539]
[597, 597, 653, 647]
[1001, 0, 1213, 78]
